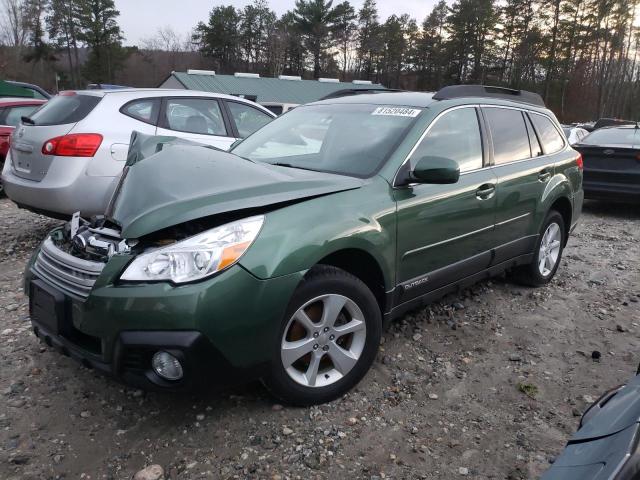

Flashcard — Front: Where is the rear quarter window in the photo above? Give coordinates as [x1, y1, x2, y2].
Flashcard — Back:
[529, 113, 565, 154]
[29, 94, 101, 126]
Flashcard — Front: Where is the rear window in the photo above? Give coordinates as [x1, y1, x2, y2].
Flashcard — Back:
[581, 128, 639, 147]
[529, 113, 565, 154]
[28, 94, 101, 126]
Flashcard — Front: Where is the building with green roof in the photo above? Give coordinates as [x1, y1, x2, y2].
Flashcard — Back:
[159, 70, 387, 114]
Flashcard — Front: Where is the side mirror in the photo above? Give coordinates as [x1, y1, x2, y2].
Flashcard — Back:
[412, 156, 460, 184]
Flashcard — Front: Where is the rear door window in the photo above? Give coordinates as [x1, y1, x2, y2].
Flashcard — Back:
[412, 107, 483, 173]
[28, 93, 101, 126]
[226, 101, 273, 138]
[529, 113, 565, 153]
[484, 107, 531, 165]
[163, 98, 227, 136]
[121, 98, 160, 125]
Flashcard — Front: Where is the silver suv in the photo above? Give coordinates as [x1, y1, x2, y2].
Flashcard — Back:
[1, 89, 275, 218]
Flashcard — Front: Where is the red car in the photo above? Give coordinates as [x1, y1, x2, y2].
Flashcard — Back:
[0, 97, 46, 194]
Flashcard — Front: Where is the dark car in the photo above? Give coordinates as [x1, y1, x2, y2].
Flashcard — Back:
[1, 80, 51, 99]
[543, 371, 640, 479]
[573, 125, 640, 202]
[593, 117, 636, 130]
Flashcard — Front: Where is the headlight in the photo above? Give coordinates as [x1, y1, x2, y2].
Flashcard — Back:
[120, 215, 264, 283]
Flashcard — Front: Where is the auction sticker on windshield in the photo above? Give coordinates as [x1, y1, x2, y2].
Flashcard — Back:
[371, 107, 421, 117]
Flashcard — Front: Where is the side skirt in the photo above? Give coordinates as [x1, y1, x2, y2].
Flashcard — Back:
[383, 253, 534, 325]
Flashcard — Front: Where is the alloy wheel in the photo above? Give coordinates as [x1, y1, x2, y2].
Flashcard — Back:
[538, 222, 562, 276]
[280, 294, 367, 388]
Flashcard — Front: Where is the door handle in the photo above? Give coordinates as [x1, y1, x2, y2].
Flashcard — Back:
[538, 169, 552, 182]
[476, 183, 496, 200]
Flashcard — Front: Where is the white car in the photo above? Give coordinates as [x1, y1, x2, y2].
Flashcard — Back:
[1, 89, 275, 217]
[562, 125, 589, 145]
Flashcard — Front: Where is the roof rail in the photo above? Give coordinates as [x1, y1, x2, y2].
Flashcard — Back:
[319, 88, 401, 100]
[433, 85, 545, 107]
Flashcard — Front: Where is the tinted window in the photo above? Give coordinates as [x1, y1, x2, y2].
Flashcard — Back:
[29, 94, 101, 126]
[122, 99, 159, 125]
[525, 114, 542, 157]
[411, 107, 483, 173]
[580, 128, 639, 147]
[484, 108, 530, 164]
[232, 103, 420, 178]
[226, 102, 273, 138]
[530, 113, 565, 153]
[164, 98, 226, 136]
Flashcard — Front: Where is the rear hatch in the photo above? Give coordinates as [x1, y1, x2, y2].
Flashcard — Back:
[576, 127, 640, 186]
[9, 92, 102, 181]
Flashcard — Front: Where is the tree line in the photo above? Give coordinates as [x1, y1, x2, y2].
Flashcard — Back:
[1, 0, 639, 121]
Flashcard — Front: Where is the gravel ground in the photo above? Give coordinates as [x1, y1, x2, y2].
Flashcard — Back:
[0, 197, 638, 480]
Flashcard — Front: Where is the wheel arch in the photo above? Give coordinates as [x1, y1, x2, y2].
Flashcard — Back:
[548, 196, 572, 245]
[315, 248, 389, 315]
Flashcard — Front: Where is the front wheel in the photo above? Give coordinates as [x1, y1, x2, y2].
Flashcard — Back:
[263, 265, 382, 406]
[511, 210, 566, 286]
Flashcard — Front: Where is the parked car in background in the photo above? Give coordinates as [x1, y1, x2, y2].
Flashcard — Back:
[1, 89, 276, 218]
[0, 97, 47, 194]
[542, 369, 640, 479]
[24, 86, 583, 405]
[593, 117, 636, 130]
[573, 125, 640, 202]
[1, 81, 51, 99]
[562, 125, 589, 145]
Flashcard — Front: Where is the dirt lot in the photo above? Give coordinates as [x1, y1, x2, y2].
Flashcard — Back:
[0, 198, 638, 480]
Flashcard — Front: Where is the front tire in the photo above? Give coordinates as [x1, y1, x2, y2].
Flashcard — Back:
[511, 210, 566, 286]
[263, 265, 382, 406]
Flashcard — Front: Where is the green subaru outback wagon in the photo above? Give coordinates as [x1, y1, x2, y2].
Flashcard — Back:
[26, 85, 583, 405]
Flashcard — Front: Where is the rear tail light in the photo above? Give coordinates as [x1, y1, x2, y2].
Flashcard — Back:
[576, 153, 583, 170]
[42, 133, 103, 157]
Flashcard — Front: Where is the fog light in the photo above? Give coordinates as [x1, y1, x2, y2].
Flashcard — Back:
[152, 351, 183, 381]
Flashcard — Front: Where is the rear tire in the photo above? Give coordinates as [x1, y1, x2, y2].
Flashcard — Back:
[511, 210, 566, 287]
[263, 265, 382, 406]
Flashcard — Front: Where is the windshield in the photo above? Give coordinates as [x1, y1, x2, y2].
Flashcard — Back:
[231, 103, 421, 177]
[581, 128, 639, 147]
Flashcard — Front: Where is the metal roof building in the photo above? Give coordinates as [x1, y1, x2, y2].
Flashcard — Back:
[159, 70, 386, 109]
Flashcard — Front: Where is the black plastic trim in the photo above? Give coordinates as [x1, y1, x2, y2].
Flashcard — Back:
[433, 85, 545, 107]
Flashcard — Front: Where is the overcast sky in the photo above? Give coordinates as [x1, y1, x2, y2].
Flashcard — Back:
[113, 0, 438, 46]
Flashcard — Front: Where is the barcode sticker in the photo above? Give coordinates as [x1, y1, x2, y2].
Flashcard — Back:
[372, 107, 421, 117]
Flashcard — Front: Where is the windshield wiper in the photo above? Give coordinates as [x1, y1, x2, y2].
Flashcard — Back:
[21, 116, 35, 125]
[271, 162, 317, 172]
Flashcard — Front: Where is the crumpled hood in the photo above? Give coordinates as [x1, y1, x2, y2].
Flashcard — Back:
[108, 133, 365, 238]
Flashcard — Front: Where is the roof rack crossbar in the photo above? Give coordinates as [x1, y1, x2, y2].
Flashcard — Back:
[433, 85, 545, 107]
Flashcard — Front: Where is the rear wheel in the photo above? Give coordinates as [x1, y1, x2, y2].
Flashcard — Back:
[263, 265, 382, 406]
[511, 210, 566, 286]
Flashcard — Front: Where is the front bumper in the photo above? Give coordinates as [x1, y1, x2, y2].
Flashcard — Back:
[26, 250, 304, 391]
